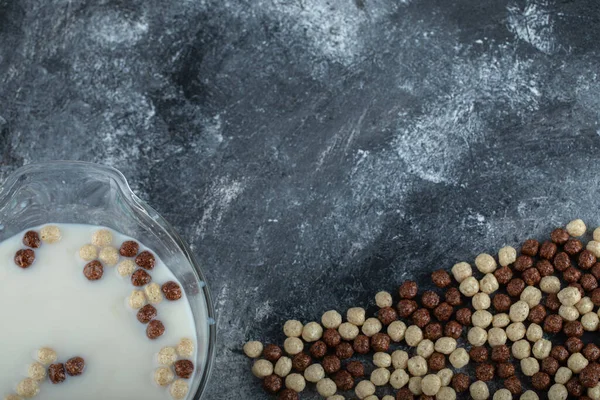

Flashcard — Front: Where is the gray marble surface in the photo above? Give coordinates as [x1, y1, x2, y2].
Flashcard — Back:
[2, 0, 600, 398]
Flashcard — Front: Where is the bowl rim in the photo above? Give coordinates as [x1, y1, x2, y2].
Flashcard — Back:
[0, 160, 217, 400]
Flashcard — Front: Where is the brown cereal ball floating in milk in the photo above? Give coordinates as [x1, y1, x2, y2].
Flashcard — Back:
[131, 269, 151, 286]
[37, 347, 57, 365]
[65, 357, 85, 376]
[566, 219, 586, 237]
[283, 320, 303, 338]
[99, 246, 119, 266]
[117, 259, 136, 277]
[147, 319, 165, 339]
[48, 363, 66, 384]
[119, 240, 139, 257]
[14, 249, 35, 268]
[162, 281, 182, 301]
[128, 290, 147, 309]
[135, 250, 156, 270]
[174, 360, 194, 379]
[155, 367, 175, 386]
[91, 229, 112, 246]
[40, 225, 61, 244]
[169, 379, 189, 400]
[158, 346, 178, 366]
[137, 304, 157, 324]
[16, 378, 39, 398]
[22, 231, 41, 248]
[177, 338, 194, 358]
[27, 362, 46, 381]
[79, 244, 98, 261]
[83, 260, 103, 281]
[321, 310, 342, 329]
[145, 283, 163, 304]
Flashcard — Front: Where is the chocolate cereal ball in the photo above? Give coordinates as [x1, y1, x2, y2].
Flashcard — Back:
[521, 239, 539, 256]
[65, 357, 85, 376]
[475, 364, 494, 381]
[504, 376, 522, 395]
[469, 346, 488, 363]
[322, 328, 341, 348]
[309, 341, 326, 359]
[428, 352, 445, 371]
[162, 281, 183, 301]
[554, 252, 571, 271]
[23, 231, 41, 248]
[378, 307, 398, 325]
[399, 281, 418, 299]
[491, 345, 510, 363]
[146, 320, 165, 339]
[412, 309, 431, 328]
[541, 357, 559, 375]
[264, 344, 283, 362]
[263, 374, 283, 394]
[506, 278, 525, 297]
[455, 308, 472, 326]
[131, 269, 152, 286]
[539, 241, 557, 260]
[278, 389, 298, 400]
[371, 333, 391, 352]
[532, 372, 551, 390]
[444, 321, 462, 339]
[493, 294, 512, 312]
[137, 304, 157, 324]
[397, 300, 418, 318]
[579, 364, 600, 388]
[422, 291, 440, 309]
[565, 377, 584, 397]
[424, 323, 443, 341]
[14, 249, 35, 268]
[353, 335, 370, 354]
[334, 370, 354, 391]
[174, 360, 194, 379]
[335, 342, 353, 360]
[48, 363, 66, 384]
[445, 287, 462, 306]
[584, 344, 600, 361]
[433, 303, 453, 322]
[292, 353, 311, 372]
[536, 260, 554, 277]
[322, 355, 341, 374]
[135, 250, 156, 270]
[497, 363, 515, 378]
[546, 293, 561, 311]
[494, 266, 513, 285]
[346, 360, 364, 378]
[432, 270, 452, 288]
[119, 240, 139, 257]
[579, 250, 597, 269]
[544, 314, 563, 334]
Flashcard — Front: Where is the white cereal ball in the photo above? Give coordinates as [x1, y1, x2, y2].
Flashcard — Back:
[322, 310, 342, 329]
[99, 246, 119, 266]
[370, 368, 391, 386]
[355, 380, 376, 399]
[375, 291, 393, 308]
[567, 352, 588, 373]
[317, 378, 337, 397]
[283, 320, 304, 338]
[363, 396, 377, 400]
[283, 337, 304, 355]
[558, 287, 582, 306]
[577, 297, 594, 314]
[286, 373, 306, 392]
[589, 384, 600, 400]
[498, 246, 517, 267]
[28, 362, 46, 381]
[252, 359, 274, 378]
[492, 313, 510, 328]
[459, 276, 479, 297]
[274, 357, 292, 378]
[170, 379, 189, 400]
[525, 323, 543, 342]
[437, 368, 453, 386]
[117, 259, 136, 277]
[479, 274, 499, 294]
[506, 322, 526, 341]
[390, 369, 409, 389]
[40, 225, 61, 244]
[145, 283, 164, 304]
[559, 305, 579, 321]
[449, 348, 469, 368]
[37, 347, 57, 365]
[566, 219, 586, 236]
[328, 396, 345, 400]
[302, 322, 323, 342]
[176, 338, 194, 358]
[475, 253, 497, 273]
[79, 244, 98, 261]
[595, 227, 600, 242]
[588, 241, 600, 258]
[405, 325, 423, 347]
[388, 321, 407, 342]
[472, 310, 492, 328]
[493, 388, 513, 400]
[548, 384, 568, 400]
[436, 387, 456, 400]
[155, 367, 175, 386]
[417, 339, 434, 359]
[520, 287, 542, 307]
[373, 352, 392, 368]
[347, 307, 366, 326]
[304, 364, 325, 383]
[470, 380, 489, 400]
[407, 356, 428, 377]
[583, 312, 600, 331]
[532, 339, 551, 360]
[91, 229, 112, 246]
[4, 395, 23, 400]
[338, 322, 360, 340]
[472, 293, 491, 310]
[540, 276, 561, 293]
[409, 377, 423, 395]
[16, 378, 39, 398]
[158, 346, 178, 366]
[520, 390, 539, 400]
[520, 357, 539, 376]
[467, 327, 487, 346]
[434, 337, 457, 355]
[512, 340, 531, 360]
[451, 262, 472, 283]
[392, 350, 409, 370]
[487, 327, 507, 346]
[554, 367, 572, 384]
[382, 396, 395, 400]
[421, 374, 442, 396]
[128, 290, 147, 309]
[362, 318, 382, 337]
[509, 300, 529, 322]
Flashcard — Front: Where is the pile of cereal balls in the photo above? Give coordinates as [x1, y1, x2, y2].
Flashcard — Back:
[244, 219, 600, 400]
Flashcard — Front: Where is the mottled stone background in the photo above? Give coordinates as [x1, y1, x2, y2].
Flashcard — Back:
[2, 0, 600, 398]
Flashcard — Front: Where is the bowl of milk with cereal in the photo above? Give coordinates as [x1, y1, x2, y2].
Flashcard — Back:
[0, 162, 216, 400]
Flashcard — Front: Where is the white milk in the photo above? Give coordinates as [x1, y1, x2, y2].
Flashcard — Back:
[0, 224, 200, 400]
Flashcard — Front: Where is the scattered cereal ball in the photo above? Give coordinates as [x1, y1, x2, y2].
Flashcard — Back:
[137, 304, 157, 324]
[147, 319, 165, 339]
[373, 352, 392, 368]
[328, 396, 345, 400]
[558, 305, 579, 321]
[548, 384, 567, 400]
[283, 337, 304, 355]
[459, 277, 479, 297]
[493, 313, 510, 328]
[405, 325, 423, 347]
[371, 368, 391, 386]
[316, 378, 337, 397]
[472, 293, 491, 310]
[302, 322, 323, 342]
[520, 287, 542, 307]
[79, 244, 98, 261]
[587, 241, 600, 258]
[532, 339, 551, 359]
[512, 340, 531, 360]
[468, 327, 487, 346]
[388, 320, 406, 342]
[119, 240, 139, 257]
[509, 301, 529, 322]
[577, 297, 594, 314]
[4, 395, 23, 400]
[174, 360, 194, 379]
[116, 259, 136, 277]
[65, 357, 85, 376]
[498, 246, 517, 267]
[177, 338, 194, 358]
[451, 262, 472, 283]
[347, 307, 366, 326]
[554, 367, 572, 384]
[558, 287, 582, 306]
[91, 229, 112, 246]
[589, 385, 600, 400]
[375, 291, 393, 308]
[169, 379, 189, 400]
[583, 312, 600, 331]
[135, 250, 156, 270]
[390, 369, 409, 389]
[99, 246, 119, 266]
[470, 380, 489, 400]
[355, 380, 376, 399]
[362, 318, 382, 337]
[437, 386, 457, 400]
[48, 363, 66, 384]
[83, 260, 104, 281]
[540, 276, 561, 293]
[567, 352, 589, 373]
[131, 269, 152, 286]
[475, 254, 497, 273]
[28, 363, 46, 381]
[40, 225, 61, 244]
[407, 356, 428, 377]
[16, 378, 39, 398]
[520, 357, 539, 376]
[158, 346, 178, 366]
[449, 348, 469, 368]
[506, 322, 526, 342]
[595, 227, 600, 242]
[392, 350, 409, 370]
[487, 327, 507, 346]
[128, 290, 147, 309]
[526, 324, 543, 342]
[304, 364, 325, 383]
[322, 311, 342, 329]
[493, 389, 512, 400]
[285, 373, 306, 392]
[437, 368, 453, 386]
[435, 337, 457, 355]
[479, 274, 499, 294]
[417, 339, 434, 358]
[145, 283, 164, 304]
[155, 367, 175, 386]
[409, 376, 423, 395]
[22, 231, 41, 249]
[14, 249, 35, 268]
[520, 390, 539, 400]
[275, 357, 292, 378]
[252, 359, 274, 378]
[472, 310, 493, 328]
[422, 374, 442, 396]
[283, 320, 303, 338]
[566, 219, 586, 237]
[37, 347, 57, 365]
[338, 322, 359, 340]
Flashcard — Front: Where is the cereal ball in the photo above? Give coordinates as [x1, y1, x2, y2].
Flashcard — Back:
[335, 342, 353, 360]
[338, 322, 359, 341]
[459, 277, 479, 297]
[309, 341, 326, 359]
[135, 250, 156, 270]
[392, 350, 409, 370]
[456, 308, 473, 326]
[316, 378, 337, 397]
[408, 356, 428, 377]
[521, 357, 539, 376]
[479, 273, 499, 294]
[371, 368, 391, 386]
[472, 310, 493, 328]
[472, 293, 491, 310]
[263, 375, 283, 394]
[176, 338, 194, 358]
[588, 241, 600, 258]
[4, 395, 23, 400]
[565, 337, 584, 353]
[48, 363, 66, 384]
[548, 384, 568, 400]
[131, 269, 152, 286]
[144, 283, 164, 304]
[373, 352, 392, 368]
[347, 307, 366, 326]
[567, 219, 586, 236]
[285, 373, 306, 392]
[475, 253, 497, 273]
[40, 225, 61, 244]
[252, 359, 274, 378]
[558, 287, 582, 306]
[283, 338, 303, 355]
[79, 244, 98, 261]
[521, 390, 540, 400]
[279, 389, 300, 399]
[275, 357, 292, 377]
[470, 381, 489, 400]
[397, 299, 418, 318]
[416, 339, 434, 359]
[451, 262, 472, 283]
[444, 321, 462, 339]
[452, 373, 470, 393]
[506, 322, 526, 341]
[283, 320, 303, 338]
[390, 368, 409, 389]
[328, 396, 345, 400]
[568, 353, 589, 373]
[323, 328, 341, 348]
[155, 367, 175, 386]
[355, 380, 376, 399]
[532, 339, 551, 359]
[362, 318, 382, 337]
[434, 337, 456, 355]
[449, 348, 469, 369]
[37, 347, 57, 365]
[14, 248, 35, 269]
[540, 276, 561, 293]
[83, 260, 103, 280]
[437, 368, 453, 386]
[158, 281, 181, 302]
[387, 321, 406, 342]
[487, 328, 507, 347]
[117, 259, 136, 277]
[158, 347, 178, 366]
[147, 320, 165, 339]
[583, 312, 600, 331]
[493, 313, 510, 328]
[408, 377, 423, 395]
[28, 362, 46, 381]
[170, 379, 189, 400]
[521, 287, 542, 307]
[292, 353, 311, 373]
[493, 388, 512, 400]
[437, 386, 456, 400]
[65, 357, 85, 376]
[555, 367, 572, 384]
[512, 340, 531, 360]
[421, 374, 442, 396]
[91, 229, 112, 246]
[322, 310, 342, 329]
[16, 378, 39, 398]
[302, 322, 323, 342]
[118, 240, 139, 257]
[470, 346, 489, 363]
[405, 325, 423, 347]
[304, 364, 325, 383]
[499, 246, 517, 267]
[589, 384, 600, 400]
[468, 327, 487, 347]
[526, 323, 543, 342]
[559, 305, 579, 321]
[509, 301, 529, 322]
[99, 246, 119, 266]
[504, 377, 522, 396]
[432, 269, 452, 288]
[375, 291, 393, 308]
[128, 290, 147, 309]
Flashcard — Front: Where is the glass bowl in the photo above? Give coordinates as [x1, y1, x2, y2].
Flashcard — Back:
[0, 161, 216, 399]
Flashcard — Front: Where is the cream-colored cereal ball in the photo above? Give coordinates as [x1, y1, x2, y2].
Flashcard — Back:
[155, 367, 175, 386]
[437, 387, 456, 400]
[475, 253, 497, 273]
[417, 340, 435, 359]
[145, 283, 164, 304]
[588, 241, 600, 258]
[408, 356, 428, 377]
[176, 338, 194, 358]
[99, 246, 119, 266]
[375, 291, 393, 308]
[583, 312, 600, 331]
[548, 384, 568, 400]
[470, 380, 489, 400]
[520, 390, 540, 400]
[451, 262, 472, 283]
[554, 367, 572, 384]
[493, 313, 510, 328]
[506, 322, 526, 341]
[520, 357, 539, 376]
[467, 327, 487, 346]
[409, 377, 423, 395]
[526, 323, 543, 342]
[117, 259, 136, 277]
[355, 380, 376, 399]
[283, 320, 304, 338]
[487, 327, 507, 346]
[434, 337, 457, 355]
[512, 340, 531, 360]
[286, 373, 306, 392]
[328, 396, 345, 400]
[362, 318, 382, 337]
[472, 293, 491, 310]
[304, 364, 325, 383]
[347, 307, 366, 326]
[589, 384, 600, 400]
[16, 378, 39, 398]
[392, 350, 409, 370]
[509, 301, 529, 322]
[567, 352, 588, 373]
[28, 363, 46, 381]
[479, 274, 499, 294]
[437, 368, 453, 386]
[37, 347, 57, 365]
[4, 395, 23, 400]
[339, 322, 359, 340]
[158, 346, 178, 365]
[382, 396, 395, 400]
[532, 339, 551, 359]
[567, 219, 586, 236]
[373, 352, 392, 368]
[405, 325, 423, 347]
[520, 287, 542, 307]
[283, 337, 303, 355]
[91, 229, 112, 246]
[274, 357, 292, 378]
[128, 290, 147, 309]
[558, 305, 579, 321]
[459, 276, 479, 297]
[493, 388, 513, 400]
[40, 225, 61, 244]
[595, 227, 600, 241]
[322, 310, 342, 329]
[252, 359, 273, 378]
[363, 396, 378, 400]
[558, 287, 582, 306]
[421, 374, 442, 396]
[371, 368, 391, 386]
[498, 246, 517, 267]
[449, 348, 469, 368]
[79, 244, 98, 261]
[472, 310, 492, 328]
[302, 322, 323, 342]
[388, 321, 407, 342]
[540, 276, 561, 294]
[577, 297, 594, 314]
[317, 378, 337, 397]
[390, 369, 409, 389]
[170, 379, 189, 400]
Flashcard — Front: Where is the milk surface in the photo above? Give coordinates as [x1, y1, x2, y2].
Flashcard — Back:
[0, 224, 200, 400]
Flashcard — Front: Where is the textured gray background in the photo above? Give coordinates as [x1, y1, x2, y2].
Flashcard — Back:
[2, 0, 600, 398]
